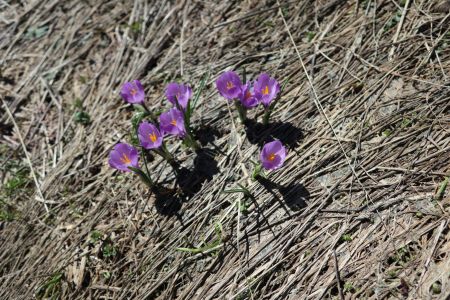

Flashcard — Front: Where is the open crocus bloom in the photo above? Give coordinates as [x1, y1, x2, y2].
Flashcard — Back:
[109, 143, 139, 172]
[159, 108, 186, 138]
[138, 121, 163, 149]
[238, 83, 259, 108]
[120, 80, 145, 104]
[260, 140, 286, 170]
[216, 71, 242, 100]
[254, 73, 280, 107]
[165, 82, 192, 110]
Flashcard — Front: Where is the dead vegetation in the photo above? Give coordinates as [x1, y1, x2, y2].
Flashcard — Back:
[1, 0, 450, 299]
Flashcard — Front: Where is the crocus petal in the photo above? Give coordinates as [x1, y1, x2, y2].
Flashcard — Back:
[261, 154, 282, 170]
[259, 140, 286, 170]
[138, 121, 163, 149]
[254, 73, 280, 107]
[109, 143, 139, 172]
[165, 82, 192, 110]
[238, 83, 259, 108]
[120, 80, 145, 104]
[159, 108, 186, 138]
[216, 71, 242, 100]
[133, 80, 145, 103]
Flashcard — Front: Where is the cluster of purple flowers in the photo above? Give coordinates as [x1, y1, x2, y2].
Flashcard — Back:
[216, 71, 280, 108]
[216, 70, 286, 171]
[109, 72, 287, 192]
[109, 80, 194, 174]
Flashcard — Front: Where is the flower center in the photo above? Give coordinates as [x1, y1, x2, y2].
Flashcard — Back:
[171, 119, 177, 126]
[175, 93, 180, 100]
[226, 81, 234, 89]
[149, 132, 157, 143]
[130, 88, 137, 96]
[120, 153, 131, 164]
[245, 91, 252, 100]
[262, 86, 269, 95]
[268, 153, 276, 161]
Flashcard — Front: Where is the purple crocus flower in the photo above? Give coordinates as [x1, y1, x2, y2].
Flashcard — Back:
[120, 80, 145, 104]
[254, 73, 280, 107]
[260, 140, 286, 170]
[216, 71, 242, 100]
[159, 108, 186, 137]
[138, 121, 163, 149]
[108, 143, 139, 172]
[238, 83, 259, 108]
[165, 82, 192, 110]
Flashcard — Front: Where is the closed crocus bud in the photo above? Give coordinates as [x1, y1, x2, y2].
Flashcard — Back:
[159, 108, 186, 138]
[108, 143, 139, 172]
[216, 71, 242, 100]
[165, 82, 192, 110]
[120, 80, 145, 104]
[138, 122, 163, 149]
[254, 73, 280, 107]
[260, 140, 286, 170]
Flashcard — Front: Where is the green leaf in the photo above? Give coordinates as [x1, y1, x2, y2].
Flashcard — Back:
[341, 234, 352, 242]
[252, 164, 263, 181]
[128, 167, 154, 188]
[102, 271, 111, 279]
[382, 129, 392, 137]
[237, 199, 249, 214]
[435, 177, 449, 201]
[222, 183, 252, 198]
[175, 240, 221, 254]
[74, 111, 91, 125]
[130, 21, 141, 33]
[90, 230, 103, 243]
[214, 222, 223, 239]
[186, 71, 210, 125]
[73, 98, 83, 109]
[222, 188, 246, 194]
[25, 26, 49, 39]
[130, 111, 147, 146]
[306, 31, 316, 42]
[103, 243, 117, 258]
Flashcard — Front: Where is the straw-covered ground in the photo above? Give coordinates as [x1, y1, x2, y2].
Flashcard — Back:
[1, 0, 450, 299]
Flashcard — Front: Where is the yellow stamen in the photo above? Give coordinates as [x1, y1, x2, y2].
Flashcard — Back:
[268, 153, 276, 161]
[171, 119, 177, 126]
[149, 132, 157, 143]
[130, 88, 137, 96]
[226, 81, 234, 89]
[120, 153, 131, 164]
[245, 91, 252, 99]
[262, 86, 269, 95]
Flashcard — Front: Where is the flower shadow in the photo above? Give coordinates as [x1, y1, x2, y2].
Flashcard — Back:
[244, 119, 304, 149]
[175, 147, 220, 197]
[153, 148, 219, 217]
[153, 187, 183, 217]
[194, 124, 224, 146]
[256, 177, 309, 212]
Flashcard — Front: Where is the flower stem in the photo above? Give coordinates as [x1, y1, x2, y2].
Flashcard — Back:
[262, 106, 271, 126]
[156, 143, 180, 172]
[179, 104, 200, 151]
[183, 132, 200, 151]
[141, 103, 157, 122]
[251, 162, 264, 181]
[128, 166, 154, 189]
[140, 152, 154, 185]
[235, 101, 247, 124]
